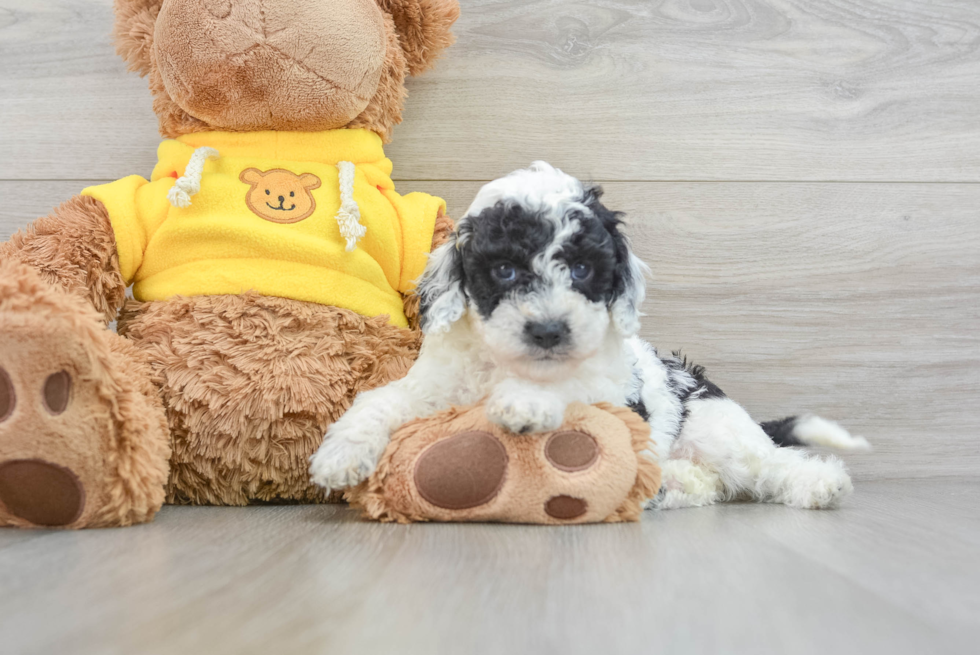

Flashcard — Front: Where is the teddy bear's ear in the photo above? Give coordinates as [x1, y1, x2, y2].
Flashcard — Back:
[113, 0, 164, 76]
[376, 0, 460, 76]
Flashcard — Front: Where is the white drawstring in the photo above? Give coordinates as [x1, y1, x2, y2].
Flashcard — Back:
[335, 160, 366, 251]
[167, 147, 219, 208]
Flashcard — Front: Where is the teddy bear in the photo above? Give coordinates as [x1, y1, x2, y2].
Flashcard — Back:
[0, 0, 460, 529]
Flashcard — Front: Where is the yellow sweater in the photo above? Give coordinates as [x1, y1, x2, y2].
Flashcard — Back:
[82, 129, 445, 328]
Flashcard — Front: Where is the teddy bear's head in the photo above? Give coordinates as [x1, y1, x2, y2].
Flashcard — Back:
[114, 0, 459, 141]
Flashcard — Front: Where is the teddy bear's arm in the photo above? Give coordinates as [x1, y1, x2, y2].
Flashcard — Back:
[0, 195, 125, 324]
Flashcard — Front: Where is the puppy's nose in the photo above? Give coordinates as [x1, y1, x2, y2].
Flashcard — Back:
[278, 195, 285, 203]
[524, 320, 570, 350]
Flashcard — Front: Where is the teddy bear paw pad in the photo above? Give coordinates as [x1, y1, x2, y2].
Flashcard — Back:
[413, 431, 508, 510]
[42, 371, 72, 415]
[0, 459, 85, 527]
[544, 495, 589, 520]
[544, 430, 599, 472]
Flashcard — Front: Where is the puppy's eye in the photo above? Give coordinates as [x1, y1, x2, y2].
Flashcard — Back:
[491, 263, 517, 283]
[570, 263, 593, 282]
[265, 189, 270, 195]
[290, 191, 295, 197]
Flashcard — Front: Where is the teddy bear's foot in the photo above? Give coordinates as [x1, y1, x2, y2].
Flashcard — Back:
[411, 428, 611, 520]
[0, 261, 170, 528]
[0, 311, 108, 527]
[347, 403, 662, 524]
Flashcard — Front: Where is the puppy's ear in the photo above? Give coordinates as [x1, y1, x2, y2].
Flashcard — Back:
[113, 0, 164, 76]
[417, 226, 467, 334]
[377, 0, 460, 76]
[584, 185, 650, 337]
[610, 249, 649, 337]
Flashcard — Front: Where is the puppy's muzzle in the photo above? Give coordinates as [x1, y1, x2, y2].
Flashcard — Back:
[523, 320, 570, 350]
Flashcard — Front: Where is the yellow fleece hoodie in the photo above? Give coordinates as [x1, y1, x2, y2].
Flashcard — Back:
[81, 129, 445, 328]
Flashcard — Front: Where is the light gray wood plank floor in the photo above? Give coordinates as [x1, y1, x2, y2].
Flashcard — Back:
[1, 1, 978, 653]
[1, 479, 978, 655]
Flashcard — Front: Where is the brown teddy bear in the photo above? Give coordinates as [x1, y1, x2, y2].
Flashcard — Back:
[0, 0, 460, 528]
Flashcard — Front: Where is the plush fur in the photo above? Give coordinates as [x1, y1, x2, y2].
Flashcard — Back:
[0, 0, 458, 527]
[118, 294, 424, 505]
[0, 195, 125, 325]
[311, 162, 870, 510]
[376, 0, 460, 75]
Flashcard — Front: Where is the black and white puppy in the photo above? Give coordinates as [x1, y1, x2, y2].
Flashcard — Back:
[310, 162, 870, 509]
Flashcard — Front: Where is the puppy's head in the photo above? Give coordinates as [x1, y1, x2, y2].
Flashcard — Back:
[418, 162, 647, 373]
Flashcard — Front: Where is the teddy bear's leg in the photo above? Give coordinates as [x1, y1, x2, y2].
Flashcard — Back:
[0, 261, 170, 528]
[119, 294, 422, 505]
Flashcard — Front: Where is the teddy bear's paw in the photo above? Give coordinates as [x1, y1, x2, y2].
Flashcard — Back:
[309, 431, 386, 492]
[485, 388, 566, 435]
[0, 311, 112, 528]
[351, 403, 661, 524]
[412, 430, 598, 519]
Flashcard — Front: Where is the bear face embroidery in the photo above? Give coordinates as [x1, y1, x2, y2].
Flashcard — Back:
[240, 168, 322, 224]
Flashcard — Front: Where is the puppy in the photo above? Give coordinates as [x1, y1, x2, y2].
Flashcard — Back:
[310, 162, 870, 509]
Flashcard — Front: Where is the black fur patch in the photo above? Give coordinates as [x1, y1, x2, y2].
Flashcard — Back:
[455, 201, 556, 318]
[627, 398, 650, 421]
[426, 182, 640, 329]
[456, 187, 638, 321]
[760, 416, 804, 447]
[580, 186, 636, 310]
[666, 351, 727, 402]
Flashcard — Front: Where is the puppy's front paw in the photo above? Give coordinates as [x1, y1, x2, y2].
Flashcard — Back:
[309, 428, 387, 492]
[486, 390, 565, 435]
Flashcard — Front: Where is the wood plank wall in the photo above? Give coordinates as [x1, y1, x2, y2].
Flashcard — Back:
[1, 0, 978, 480]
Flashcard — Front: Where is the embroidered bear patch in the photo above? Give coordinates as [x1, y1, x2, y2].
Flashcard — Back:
[240, 168, 321, 224]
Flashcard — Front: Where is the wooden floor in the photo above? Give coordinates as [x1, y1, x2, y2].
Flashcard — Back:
[1, 1, 979, 653]
[0, 479, 977, 654]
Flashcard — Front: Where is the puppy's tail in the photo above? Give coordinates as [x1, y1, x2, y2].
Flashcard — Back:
[760, 415, 871, 451]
